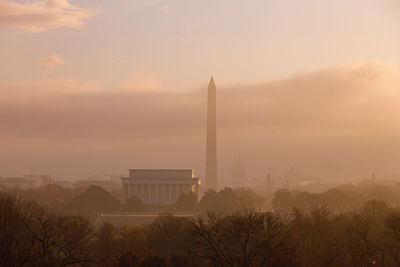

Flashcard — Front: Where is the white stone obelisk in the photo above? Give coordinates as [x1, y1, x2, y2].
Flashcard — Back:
[205, 77, 217, 191]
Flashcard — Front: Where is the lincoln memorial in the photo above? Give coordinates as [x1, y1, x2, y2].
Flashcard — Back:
[121, 169, 201, 205]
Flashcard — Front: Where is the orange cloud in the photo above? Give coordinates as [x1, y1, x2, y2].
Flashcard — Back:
[0, 0, 98, 32]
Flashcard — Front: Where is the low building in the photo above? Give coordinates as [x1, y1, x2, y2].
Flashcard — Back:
[121, 169, 201, 205]
[0, 174, 53, 189]
[24, 174, 54, 188]
[1, 177, 34, 189]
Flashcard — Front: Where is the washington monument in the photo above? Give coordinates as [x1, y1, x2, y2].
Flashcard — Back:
[205, 77, 217, 190]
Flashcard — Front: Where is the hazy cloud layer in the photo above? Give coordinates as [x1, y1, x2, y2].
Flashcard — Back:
[120, 72, 167, 93]
[0, 0, 98, 32]
[1, 62, 400, 179]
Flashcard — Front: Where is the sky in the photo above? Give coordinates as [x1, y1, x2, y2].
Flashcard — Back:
[1, 0, 400, 182]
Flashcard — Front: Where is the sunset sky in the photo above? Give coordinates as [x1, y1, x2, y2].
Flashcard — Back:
[1, 0, 400, 181]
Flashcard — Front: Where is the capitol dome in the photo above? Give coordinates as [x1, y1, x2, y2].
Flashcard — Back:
[232, 155, 247, 177]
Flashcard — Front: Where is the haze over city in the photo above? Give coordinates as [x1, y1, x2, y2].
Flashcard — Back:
[4, 1, 400, 266]
[1, 0, 400, 183]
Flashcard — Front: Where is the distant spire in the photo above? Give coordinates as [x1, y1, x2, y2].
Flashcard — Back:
[209, 76, 215, 86]
[266, 173, 273, 189]
[205, 76, 218, 191]
[372, 172, 376, 181]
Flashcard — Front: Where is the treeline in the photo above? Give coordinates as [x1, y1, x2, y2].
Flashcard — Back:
[6, 184, 121, 217]
[3, 193, 400, 266]
[128, 187, 265, 213]
[6, 185, 266, 216]
[272, 181, 400, 213]
[8, 181, 400, 217]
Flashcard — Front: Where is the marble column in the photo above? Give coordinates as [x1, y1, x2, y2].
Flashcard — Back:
[121, 184, 127, 205]
[195, 182, 199, 202]
[148, 184, 152, 204]
[176, 184, 179, 202]
[155, 184, 159, 204]
[161, 184, 165, 203]
[144, 184, 148, 203]
[139, 184, 143, 202]
[170, 184, 173, 204]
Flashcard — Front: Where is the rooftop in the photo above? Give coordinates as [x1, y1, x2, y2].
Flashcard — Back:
[128, 169, 194, 179]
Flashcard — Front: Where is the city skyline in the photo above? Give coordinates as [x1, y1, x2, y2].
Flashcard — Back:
[3, 2, 400, 266]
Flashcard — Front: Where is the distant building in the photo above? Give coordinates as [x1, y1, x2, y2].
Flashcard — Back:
[86, 174, 122, 183]
[0, 174, 53, 189]
[121, 169, 201, 205]
[24, 174, 54, 187]
[230, 155, 247, 188]
[371, 172, 376, 182]
[1, 177, 33, 189]
[282, 167, 301, 188]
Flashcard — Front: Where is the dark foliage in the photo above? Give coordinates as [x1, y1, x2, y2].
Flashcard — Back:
[72, 185, 120, 212]
[126, 196, 144, 212]
[5, 183, 400, 266]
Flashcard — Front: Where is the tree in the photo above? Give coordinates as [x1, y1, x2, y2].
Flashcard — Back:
[290, 207, 349, 267]
[145, 215, 192, 258]
[23, 203, 95, 267]
[140, 254, 167, 267]
[0, 194, 95, 267]
[0, 195, 34, 267]
[94, 223, 121, 266]
[199, 187, 239, 213]
[362, 199, 389, 220]
[118, 251, 139, 267]
[175, 192, 196, 211]
[25, 204, 61, 267]
[234, 188, 265, 210]
[170, 252, 195, 267]
[56, 216, 94, 266]
[191, 210, 294, 267]
[127, 196, 143, 212]
[272, 189, 294, 212]
[344, 213, 381, 265]
[72, 185, 120, 212]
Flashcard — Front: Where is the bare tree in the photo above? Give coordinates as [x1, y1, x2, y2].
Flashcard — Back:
[93, 223, 121, 266]
[383, 212, 400, 266]
[56, 215, 95, 266]
[191, 210, 294, 267]
[0, 195, 34, 267]
[24, 204, 61, 267]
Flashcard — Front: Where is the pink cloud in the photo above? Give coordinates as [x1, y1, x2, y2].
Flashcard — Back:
[0, 0, 99, 32]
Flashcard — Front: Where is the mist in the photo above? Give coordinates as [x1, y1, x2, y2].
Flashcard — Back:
[0, 61, 400, 182]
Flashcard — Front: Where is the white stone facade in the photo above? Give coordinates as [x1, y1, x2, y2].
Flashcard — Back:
[121, 169, 201, 205]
